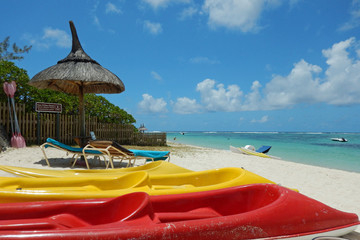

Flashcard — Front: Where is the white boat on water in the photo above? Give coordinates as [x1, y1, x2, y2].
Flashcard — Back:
[331, 138, 348, 142]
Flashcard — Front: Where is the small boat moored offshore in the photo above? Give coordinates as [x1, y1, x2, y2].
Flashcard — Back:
[0, 184, 357, 240]
[331, 137, 348, 142]
[0, 161, 192, 178]
[0, 167, 280, 203]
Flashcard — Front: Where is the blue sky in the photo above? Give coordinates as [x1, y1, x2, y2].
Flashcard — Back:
[2, 0, 360, 132]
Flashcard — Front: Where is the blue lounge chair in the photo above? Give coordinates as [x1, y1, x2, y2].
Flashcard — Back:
[84, 140, 170, 168]
[41, 138, 105, 169]
[130, 149, 169, 161]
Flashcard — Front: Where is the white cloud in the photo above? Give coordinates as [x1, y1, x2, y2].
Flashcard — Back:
[90, 2, 102, 28]
[144, 20, 163, 35]
[42, 28, 71, 48]
[244, 37, 360, 109]
[319, 37, 360, 105]
[142, 0, 190, 10]
[338, 0, 360, 31]
[22, 34, 47, 49]
[142, 0, 171, 9]
[138, 94, 168, 113]
[196, 79, 243, 112]
[189, 56, 220, 64]
[203, 0, 262, 32]
[93, 16, 101, 27]
[151, 71, 162, 81]
[106, 2, 122, 14]
[251, 115, 269, 123]
[241, 81, 263, 110]
[202, 0, 282, 32]
[179, 6, 198, 20]
[23, 27, 71, 50]
[91, 2, 120, 31]
[173, 97, 202, 114]
[170, 37, 360, 114]
[259, 37, 360, 108]
[138, 37, 360, 116]
[263, 59, 322, 109]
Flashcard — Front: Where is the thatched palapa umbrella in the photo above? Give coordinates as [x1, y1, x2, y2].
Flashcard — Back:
[30, 21, 125, 146]
[139, 124, 147, 133]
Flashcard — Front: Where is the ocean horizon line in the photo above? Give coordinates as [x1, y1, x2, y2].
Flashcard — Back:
[161, 131, 360, 135]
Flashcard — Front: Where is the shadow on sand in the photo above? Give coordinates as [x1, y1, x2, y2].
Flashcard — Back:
[33, 157, 129, 169]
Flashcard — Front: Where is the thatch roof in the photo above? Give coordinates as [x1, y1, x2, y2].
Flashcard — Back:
[29, 21, 125, 95]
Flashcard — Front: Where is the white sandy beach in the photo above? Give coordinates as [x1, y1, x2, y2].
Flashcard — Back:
[0, 143, 359, 237]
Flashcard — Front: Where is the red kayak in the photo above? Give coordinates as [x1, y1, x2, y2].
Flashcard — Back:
[0, 184, 357, 240]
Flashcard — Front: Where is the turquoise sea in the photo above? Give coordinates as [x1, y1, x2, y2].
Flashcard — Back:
[166, 132, 360, 173]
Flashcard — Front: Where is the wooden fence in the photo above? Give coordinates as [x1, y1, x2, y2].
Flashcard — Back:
[0, 102, 166, 146]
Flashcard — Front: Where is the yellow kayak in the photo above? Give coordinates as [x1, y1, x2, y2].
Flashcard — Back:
[0, 161, 192, 178]
[0, 167, 277, 203]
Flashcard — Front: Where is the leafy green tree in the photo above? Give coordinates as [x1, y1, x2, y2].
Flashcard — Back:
[27, 87, 79, 115]
[0, 61, 78, 113]
[85, 94, 136, 124]
[0, 61, 136, 125]
[1, 37, 135, 125]
[0, 60, 33, 105]
[0, 37, 32, 61]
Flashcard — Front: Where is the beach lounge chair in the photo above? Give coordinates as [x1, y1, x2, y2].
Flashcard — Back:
[83, 140, 170, 168]
[256, 145, 272, 154]
[40, 138, 106, 169]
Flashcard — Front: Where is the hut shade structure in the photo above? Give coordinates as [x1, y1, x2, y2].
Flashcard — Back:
[139, 124, 147, 133]
[30, 21, 125, 146]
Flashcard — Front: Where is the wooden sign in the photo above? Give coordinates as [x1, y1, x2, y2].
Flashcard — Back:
[35, 102, 62, 113]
